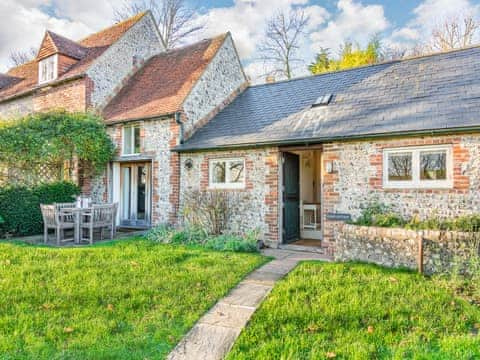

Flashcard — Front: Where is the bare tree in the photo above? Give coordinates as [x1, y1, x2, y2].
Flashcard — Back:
[8, 47, 37, 68]
[428, 15, 479, 52]
[258, 9, 309, 80]
[382, 46, 407, 61]
[114, 0, 203, 50]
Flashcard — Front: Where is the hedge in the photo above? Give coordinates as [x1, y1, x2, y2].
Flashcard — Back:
[0, 182, 80, 237]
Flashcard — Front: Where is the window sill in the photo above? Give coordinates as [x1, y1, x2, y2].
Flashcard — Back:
[38, 78, 57, 85]
[208, 184, 245, 190]
[383, 183, 453, 190]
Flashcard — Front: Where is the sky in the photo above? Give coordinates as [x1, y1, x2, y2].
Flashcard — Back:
[1, 0, 480, 81]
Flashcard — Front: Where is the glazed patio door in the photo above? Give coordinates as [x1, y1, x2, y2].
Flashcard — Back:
[120, 163, 151, 227]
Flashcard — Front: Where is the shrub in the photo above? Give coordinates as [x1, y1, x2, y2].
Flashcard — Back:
[145, 225, 259, 253]
[0, 181, 80, 236]
[406, 214, 480, 232]
[182, 190, 239, 235]
[353, 202, 405, 228]
[0, 111, 115, 185]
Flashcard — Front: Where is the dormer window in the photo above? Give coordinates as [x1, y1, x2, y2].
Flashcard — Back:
[38, 55, 58, 84]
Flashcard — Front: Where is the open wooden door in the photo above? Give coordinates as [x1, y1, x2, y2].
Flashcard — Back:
[282, 152, 300, 243]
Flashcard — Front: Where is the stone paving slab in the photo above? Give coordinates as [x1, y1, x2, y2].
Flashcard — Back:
[220, 282, 272, 308]
[243, 270, 284, 285]
[167, 249, 332, 360]
[258, 260, 298, 275]
[200, 303, 255, 328]
[167, 323, 240, 360]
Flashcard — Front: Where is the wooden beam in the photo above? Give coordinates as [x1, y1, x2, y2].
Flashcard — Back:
[279, 144, 324, 152]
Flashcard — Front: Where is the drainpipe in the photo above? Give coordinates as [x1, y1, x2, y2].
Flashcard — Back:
[175, 112, 184, 144]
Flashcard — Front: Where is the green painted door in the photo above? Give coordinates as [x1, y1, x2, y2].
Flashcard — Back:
[283, 152, 300, 243]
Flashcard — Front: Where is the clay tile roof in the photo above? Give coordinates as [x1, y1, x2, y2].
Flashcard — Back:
[0, 12, 147, 103]
[42, 31, 87, 60]
[102, 33, 228, 123]
[80, 12, 147, 48]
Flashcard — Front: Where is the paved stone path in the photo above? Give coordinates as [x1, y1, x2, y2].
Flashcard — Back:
[167, 249, 332, 360]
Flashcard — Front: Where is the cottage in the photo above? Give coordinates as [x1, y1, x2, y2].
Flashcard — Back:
[175, 45, 480, 253]
[1, 12, 480, 255]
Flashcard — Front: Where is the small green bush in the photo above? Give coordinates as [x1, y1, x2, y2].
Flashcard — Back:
[406, 214, 480, 232]
[354, 202, 480, 233]
[0, 181, 80, 236]
[145, 225, 259, 253]
[353, 202, 405, 228]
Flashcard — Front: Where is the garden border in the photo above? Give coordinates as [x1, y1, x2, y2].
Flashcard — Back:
[335, 224, 479, 274]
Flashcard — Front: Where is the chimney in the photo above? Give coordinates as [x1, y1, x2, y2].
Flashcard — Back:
[265, 75, 276, 84]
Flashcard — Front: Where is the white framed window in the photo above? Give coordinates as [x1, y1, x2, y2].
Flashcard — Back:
[123, 125, 141, 155]
[209, 158, 245, 189]
[38, 55, 58, 84]
[383, 145, 453, 189]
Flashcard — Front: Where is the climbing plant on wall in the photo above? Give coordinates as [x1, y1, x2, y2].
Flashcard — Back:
[0, 111, 115, 184]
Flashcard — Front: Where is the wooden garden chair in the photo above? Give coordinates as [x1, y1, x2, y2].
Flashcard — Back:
[80, 203, 118, 244]
[40, 204, 76, 245]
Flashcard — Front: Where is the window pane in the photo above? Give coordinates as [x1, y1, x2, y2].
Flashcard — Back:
[227, 161, 244, 183]
[134, 127, 141, 153]
[124, 127, 133, 154]
[388, 152, 412, 181]
[48, 58, 54, 79]
[212, 162, 226, 183]
[420, 151, 446, 180]
[41, 61, 48, 82]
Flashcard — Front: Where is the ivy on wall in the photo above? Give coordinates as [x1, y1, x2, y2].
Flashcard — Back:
[0, 111, 115, 182]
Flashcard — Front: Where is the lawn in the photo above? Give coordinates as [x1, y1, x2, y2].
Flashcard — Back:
[228, 262, 480, 359]
[0, 238, 266, 359]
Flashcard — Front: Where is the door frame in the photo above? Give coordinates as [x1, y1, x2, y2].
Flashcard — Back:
[279, 146, 324, 244]
[113, 161, 152, 228]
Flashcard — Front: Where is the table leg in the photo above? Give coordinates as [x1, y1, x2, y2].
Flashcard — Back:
[76, 212, 80, 244]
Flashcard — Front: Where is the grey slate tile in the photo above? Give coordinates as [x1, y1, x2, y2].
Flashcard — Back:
[177, 46, 480, 151]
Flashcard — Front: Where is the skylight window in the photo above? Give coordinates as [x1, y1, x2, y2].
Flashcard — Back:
[312, 94, 333, 107]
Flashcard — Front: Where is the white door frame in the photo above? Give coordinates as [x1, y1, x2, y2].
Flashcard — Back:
[112, 161, 152, 227]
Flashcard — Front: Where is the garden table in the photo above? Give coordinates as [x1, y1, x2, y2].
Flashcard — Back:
[60, 207, 92, 244]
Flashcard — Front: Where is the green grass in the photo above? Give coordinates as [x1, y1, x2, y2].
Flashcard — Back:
[228, 262, 480, 360]
[0, 238, 266, 359]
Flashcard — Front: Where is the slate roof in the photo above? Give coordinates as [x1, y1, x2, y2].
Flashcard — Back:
[0, 12, 147, 103]
[102, 34, 228, 124]
[177, 45, 480, 151]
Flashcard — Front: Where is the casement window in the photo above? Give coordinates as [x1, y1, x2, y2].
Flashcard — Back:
[383, 145, 453, 189]
[123, 125, 141, 155]
[38, 55, 58, 84]
[209, 158, 245, 189]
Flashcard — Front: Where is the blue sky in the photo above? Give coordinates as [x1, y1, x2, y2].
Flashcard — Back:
[1, 0, 479, 79]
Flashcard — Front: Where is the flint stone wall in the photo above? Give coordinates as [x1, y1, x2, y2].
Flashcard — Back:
[335, 224, 479, 274]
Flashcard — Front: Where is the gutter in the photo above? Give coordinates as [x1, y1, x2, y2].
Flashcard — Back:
[0, 74, 85, 104]
[175, 111, 184, 144]
[172, 125, 480, 153]
[105, 112, 175, 126]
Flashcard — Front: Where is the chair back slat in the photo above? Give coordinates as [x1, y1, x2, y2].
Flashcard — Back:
[90, 204, 117, 224]
[40, 204, 58, 226]
[55, 202, 76, 210]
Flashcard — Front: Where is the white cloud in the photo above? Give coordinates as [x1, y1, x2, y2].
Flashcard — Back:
[51, 0, 121, 30]
[388, 0, 480, 47]
[198, 0, 321, 60]
[309, 0, 389, 56]
[303, 5, 330, 31]
[0, 0, 97, 72]
[198, 0, 329, 82]
[390, 27, 419, 42]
